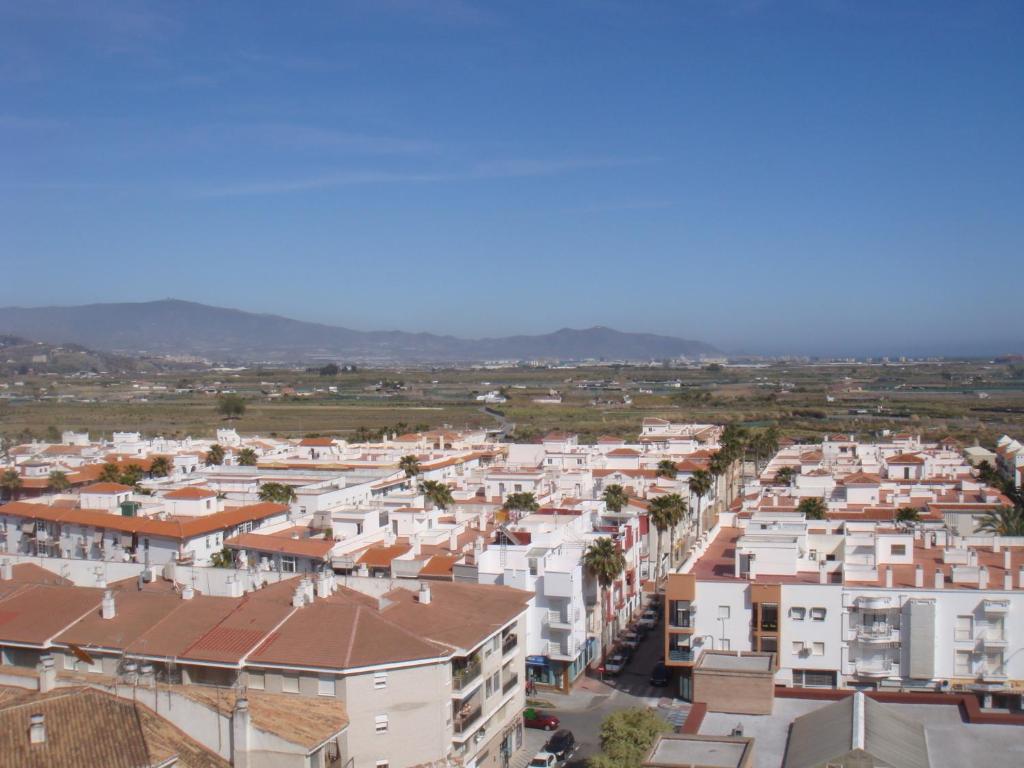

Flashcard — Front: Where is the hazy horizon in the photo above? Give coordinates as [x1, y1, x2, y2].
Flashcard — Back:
[1, 1, 1021, 358]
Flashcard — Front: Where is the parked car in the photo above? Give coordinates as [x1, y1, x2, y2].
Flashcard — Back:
[528, 751, 558, 768]
[650, 662, 670, 687]
[604, 653, 628, 675]
[544, 729, 577, 762]
[524, 709, 560, 731]
[620, 630, 641, 649]
[637, 610, 659, 629]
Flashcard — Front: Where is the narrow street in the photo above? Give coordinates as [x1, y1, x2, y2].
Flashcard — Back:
[515, 612, 689, 768]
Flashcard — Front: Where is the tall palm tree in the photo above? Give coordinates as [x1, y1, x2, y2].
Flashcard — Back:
[774, 466, 797, 486]
[977, 506, 1024, 536]
[656, 460, 678, 480]
[399, 455, 421, 478]
[651, 493, 687, 575]
[205, 444, 225, 466]
[975, 460, 1000, 488]
[648, 496, 673, 582]
[1, 469, 22, 501]
[602, 484, 628, 513]
[421, 480, 454, 511]
[47, 470, 71, 493]
[583, 537, 627, 651]
[237, 448, 258, 467]
[149, 456, 172, 477]
[798, 496, 827, 520]
[708, 452, 728, 511]
[688, 470, 713, 534]
[896, 506, 921, 523]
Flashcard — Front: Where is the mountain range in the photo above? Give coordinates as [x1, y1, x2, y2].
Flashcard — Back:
[0, 300, 718, 364]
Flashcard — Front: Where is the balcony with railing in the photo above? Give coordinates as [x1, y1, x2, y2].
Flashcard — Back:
[983, 599, 1010, 614]
[502, 672, 519, 694]
[853, 623, 900, 644]
[980, 631, 1008, 649]
[501, 632, 518, 656]
[669, 648, 694, 662]
[854, 658, 897, 678]
[452, 655, 482, 692]
[454, 702, 483, 735]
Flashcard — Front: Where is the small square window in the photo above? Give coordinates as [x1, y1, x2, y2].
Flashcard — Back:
[281, 674, 299, 694]
[810, 608, 827, 621]
[891, 544, 906, 556]
[248, 671, 265, 690]
[375, 714, 389, 734]
[812, 642, 825, 656]
[789, 607, 806, 621]
[376, 763, 389, 768]
[318, 675, 336, 697]
[374, 671, 388, 690]
[792, 641, 805, 654]
[718, 605, 730, 619]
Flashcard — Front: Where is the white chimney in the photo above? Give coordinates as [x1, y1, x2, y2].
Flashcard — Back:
[819, 563, 828, 585]
[411, 534, 421, 557]
[38, 655, 56, 693]
[0, 560, 12, 581]
[914, 565, 924, 588]
[419, 582, 432, 605]
[232, 698, 251, 768]
[101, 590, 116, 620]
[979, 567, 989, 590]
[304, 578, 314, 604]
[29, 714, 45, 745]
[181, 584, 195, 600]
[449, 529, 459, 551]
[885, 568, 893, 589]
[993, 538, 1001, 553]
[934, 569, 944, 589]
[1005, 571, 1013, 591]
[292, 584, 306, 608]
[1018, 566, 1024, 589]
[924, 534, 931, 550]
[226, 576, 243, 598]
[1004, 550, 1012, 570]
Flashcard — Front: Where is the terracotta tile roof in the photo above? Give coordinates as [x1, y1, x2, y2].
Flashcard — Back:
[226, 532, 334, 560]
[888, 453, 925, 464]
[80, 482, 133, 494]
[357, 543, 412, 567]
[842, 472, 881, 485]
[0, 686, 228, 768]
[298, 437, 336, 447]
[606, 448, 640, 457]
[0, 501, 287, 541]
[0, 582, 103, 645]
[163, 487, 217, 500]
[420, 554, 460, 578]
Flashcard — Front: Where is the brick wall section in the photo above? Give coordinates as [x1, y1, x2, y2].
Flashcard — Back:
[678, 702, 707, 734]
[693, 669, 774, 715]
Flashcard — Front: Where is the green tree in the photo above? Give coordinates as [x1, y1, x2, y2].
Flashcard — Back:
[504, 492, 540, 519]
[976, 460, 1000, 487]
[237, 447, 258, 467]
[318, 363, 340, 376]
[688, 469, 713, 534]
[896, 506, 921, 523]
[422, 480, 455, 511]
[977, 506, 1024, 536]
[399, 455, 421, 478]
[210, 547, 235, 568]
[98, 463, 122, 483]
[47, 470, 71, 493]
[206, 444, 226, 466]
[216, 394, 246, 420]
[119, 464, 145, 487]
[655, 460, 678, 479]
[149, 456, 172, 478]
[798, 496, 828, 520]
[602, 484, 629, 513]
[258, 482, 297, 505]
[1, 469, 23, 501]
[774, 466, 797, 485]
[583, 537, 627, 649]
[589, 708, 672, 768]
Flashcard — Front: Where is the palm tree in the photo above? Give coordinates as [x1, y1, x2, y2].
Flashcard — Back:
[648, 496, 673, 583]
[750, 428, 779, 474]
[976, 460, 1000, 487]
[651, 493, 687, 575]
[258, 482, 297, 505]
[896, 506, 921, 523]
[1, 469, 22, 501]
[688, 470, 713, 534]
[656, 460, 678, 480]
[602, 484, 628, 513]
[237, 448, 258, 467]
[583, 537, 627, 651]
[798, 496, 827, 520]
[774, 466, 797, 485]
[206, 444, 225, 466]
[504, 492, 539, 520]
[422, 480, 454, 511]
[149, 456, 172, 478]
[977, 506, 1024, 536]
[47, 470, 71, 493]
[399, 455, 421, 478]
[98, 463, 122, 483]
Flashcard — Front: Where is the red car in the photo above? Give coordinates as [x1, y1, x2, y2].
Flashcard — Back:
[523, 708, 560, 731]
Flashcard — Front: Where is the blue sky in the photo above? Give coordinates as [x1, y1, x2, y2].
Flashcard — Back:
[1, 1, 1021, 356]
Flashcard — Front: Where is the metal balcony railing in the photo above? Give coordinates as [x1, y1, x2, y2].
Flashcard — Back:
[452, 660, 482, 691]
[669, 648, 694, 662]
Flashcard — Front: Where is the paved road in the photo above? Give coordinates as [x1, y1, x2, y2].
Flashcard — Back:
[518, 615, 689, 768]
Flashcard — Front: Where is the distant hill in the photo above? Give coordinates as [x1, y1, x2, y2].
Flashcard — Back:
[0, 300, 718, 364]
[0, 335, 154, 375]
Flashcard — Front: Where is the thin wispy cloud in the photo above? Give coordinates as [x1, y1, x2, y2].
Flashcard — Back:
[195, 122, 436, 155]
[198, 156, 654, 198]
